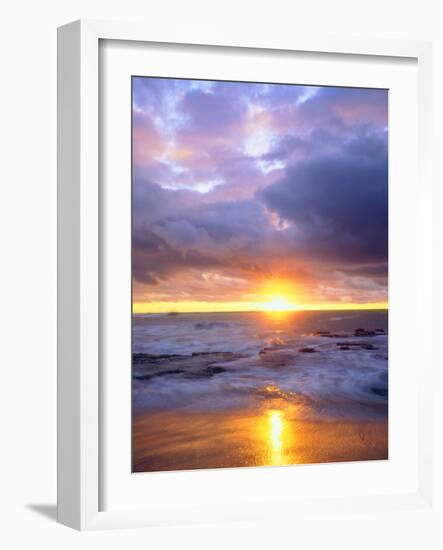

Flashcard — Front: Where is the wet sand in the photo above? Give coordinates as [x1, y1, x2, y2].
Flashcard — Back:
[133, 405, 388, 472]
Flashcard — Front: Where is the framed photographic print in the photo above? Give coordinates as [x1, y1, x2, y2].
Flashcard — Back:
[131, 75, 390, 473]
[57, 20, 434, 530]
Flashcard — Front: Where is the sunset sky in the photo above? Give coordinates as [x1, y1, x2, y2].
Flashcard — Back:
[132, 77, 388, 313]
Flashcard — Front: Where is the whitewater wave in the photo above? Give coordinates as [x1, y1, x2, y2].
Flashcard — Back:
[132, 310, 388, 421]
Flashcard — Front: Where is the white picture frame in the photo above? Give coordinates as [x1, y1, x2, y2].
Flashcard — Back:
[57, 19, 433, 531]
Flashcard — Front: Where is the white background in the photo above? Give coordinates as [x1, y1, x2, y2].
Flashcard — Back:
[0, 0, 442, 548]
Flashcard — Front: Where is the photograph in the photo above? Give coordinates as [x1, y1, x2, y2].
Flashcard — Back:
[131, 76, 389, 473]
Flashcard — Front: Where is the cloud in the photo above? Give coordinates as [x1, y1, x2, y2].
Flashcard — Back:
[259, 131, 388, 264]
[131, 78, 388, 305]
[179, 83, 248, 134]
[297, 86, 388, 127]
[132, 174, 271, 285]
[132, 111, 166, 166]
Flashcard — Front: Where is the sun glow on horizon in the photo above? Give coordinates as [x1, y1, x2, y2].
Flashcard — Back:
[132, 300, 388, 314]
[133, 276, 387, 314]
[260, 295, 298, 312]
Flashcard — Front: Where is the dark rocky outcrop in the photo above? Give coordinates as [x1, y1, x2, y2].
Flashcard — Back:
[133, 351, 239, 380]
[335, 342, 377, 350]
[354, 328, 377, 337]
[370, 386, 388, 398]
[315, 332, 350, 338]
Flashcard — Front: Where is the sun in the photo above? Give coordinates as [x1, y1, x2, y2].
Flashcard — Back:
[261, 295, 297, 312]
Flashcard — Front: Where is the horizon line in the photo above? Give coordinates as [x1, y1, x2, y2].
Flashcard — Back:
[132, 302, 388, 315]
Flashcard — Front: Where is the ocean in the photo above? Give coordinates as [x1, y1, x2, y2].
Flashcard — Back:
[132, 309, 388, 472]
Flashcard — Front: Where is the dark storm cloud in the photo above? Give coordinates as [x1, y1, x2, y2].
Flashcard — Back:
[133, 232, 223, 285]
[132, 173, 271, 284]
[259, 132, 388, 264]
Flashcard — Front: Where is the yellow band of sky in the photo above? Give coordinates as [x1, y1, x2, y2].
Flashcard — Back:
[133, 301, 388, 314]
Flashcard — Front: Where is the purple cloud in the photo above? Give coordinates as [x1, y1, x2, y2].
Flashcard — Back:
[132, 77, 388, 305]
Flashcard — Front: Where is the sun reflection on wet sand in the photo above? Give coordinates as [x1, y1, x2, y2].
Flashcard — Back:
[268, 409, 284, 465]
[258, 404, 300, 466]
[133, 404, 388, 472]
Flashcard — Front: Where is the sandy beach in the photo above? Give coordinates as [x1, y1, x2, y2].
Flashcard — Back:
[133, 407, 388, 472]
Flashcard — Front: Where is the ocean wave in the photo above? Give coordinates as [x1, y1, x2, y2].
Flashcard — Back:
[132, 310, 388, 420]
